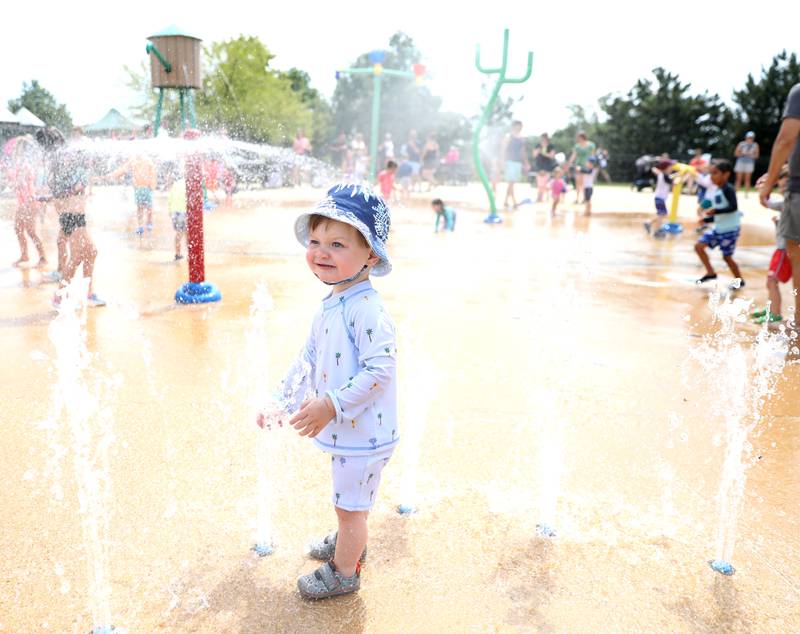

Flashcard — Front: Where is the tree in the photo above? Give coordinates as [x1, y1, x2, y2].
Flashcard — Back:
[548, 104, 606, 157]
[8, 80, 73, 132]
[598, 68, 733, 180]
[197, 36, 311, 144]
[279, 68, 333, 158]
[732, 50, 800, 168]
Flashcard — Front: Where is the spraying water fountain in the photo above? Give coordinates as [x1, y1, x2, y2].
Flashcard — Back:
[48, 275, 119, 634]
[690, 292, 788, 576]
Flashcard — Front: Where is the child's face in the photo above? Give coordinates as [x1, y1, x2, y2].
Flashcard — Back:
[432, 202, 443, 212]
[306, 219, 377, 286]
[710, 166, 730, 187]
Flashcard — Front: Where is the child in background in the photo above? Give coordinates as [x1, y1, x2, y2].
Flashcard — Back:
[167, 173, 187, 261]
[550, 166, 567, 217]
[8, 136, 47, 267]
[395, 155, 413, 201]
[110, 153, 157, 234]
[753, 166, 791, 324]
[432, 198, 456, 232]
[694, 160, 744, 288]
[644, 160, 673, 238]
[377, 160, 398, 203]
[582, 157, 598, 216]
[264, 184, 398, 600]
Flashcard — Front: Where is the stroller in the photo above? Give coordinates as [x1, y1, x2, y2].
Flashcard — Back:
[633, 155, 658, 191]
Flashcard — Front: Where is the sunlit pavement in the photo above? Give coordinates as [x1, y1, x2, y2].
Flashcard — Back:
[1, 184, 797, 633]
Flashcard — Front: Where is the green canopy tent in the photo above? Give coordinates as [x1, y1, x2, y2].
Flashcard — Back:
[83, 108, 139, 136]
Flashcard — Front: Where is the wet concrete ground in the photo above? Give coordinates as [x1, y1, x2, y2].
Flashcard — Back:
[0, 184, 798, 633]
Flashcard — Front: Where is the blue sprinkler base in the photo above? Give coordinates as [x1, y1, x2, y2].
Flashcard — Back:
[484, 214, 503, 224]
[662, 222, 683, 234]
[252, 542, 274, 557]
[175, 281, 222, 304]
[90, 627, 116, 634]
[397, 504, 417, 515]
[708, 559, 735, 575]
[536, 523, 557, 538]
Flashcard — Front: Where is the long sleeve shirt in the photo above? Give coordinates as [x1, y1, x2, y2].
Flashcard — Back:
[279, 280, 398, 456]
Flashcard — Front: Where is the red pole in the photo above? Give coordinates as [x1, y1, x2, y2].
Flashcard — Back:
[184, 129, 205, 283]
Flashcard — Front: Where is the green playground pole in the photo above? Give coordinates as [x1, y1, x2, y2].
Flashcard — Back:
[188, 90, 197, 128]
[370, 73, 382, 180]
[154, 88, 165, 136]
[336, 58, 423, 182]
[472, 29, 533, 224]
[179, 89, 187, 130]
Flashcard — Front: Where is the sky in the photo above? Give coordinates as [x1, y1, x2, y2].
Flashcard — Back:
[2, 0, 797, 135]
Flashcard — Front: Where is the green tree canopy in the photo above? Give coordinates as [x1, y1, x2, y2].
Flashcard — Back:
[8, 80, 73, 133]
[732, 50, 800, 162]
[277, 67, 333, 156]
[598, 67, 733, 179]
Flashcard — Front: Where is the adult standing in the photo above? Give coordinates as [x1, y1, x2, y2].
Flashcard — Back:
[595, 146, 611, 183]
[734, 131, 759, 196]
[292, 129, 312, 186]
[567, 131, 596, 204]
[328, 132, 348, 172]
[421, 133, 440, 191]
[501, 120, 528, 209]
[532, 133, 555, 202]
[759, 83, 800, 331]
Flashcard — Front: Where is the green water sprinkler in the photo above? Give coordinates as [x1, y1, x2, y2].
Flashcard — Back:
[336, 53, 426, 181]
[472, 29, 532, 223]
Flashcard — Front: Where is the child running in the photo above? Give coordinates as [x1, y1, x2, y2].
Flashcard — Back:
[432, 198, 456, 232]
[644, 159, 673, 238]
[694, 160, 744, 288]
[753, 166, 791, 323]
[265, 183, 398, 600]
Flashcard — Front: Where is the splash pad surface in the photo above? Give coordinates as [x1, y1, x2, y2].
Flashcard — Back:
[0, 185, 797, 632]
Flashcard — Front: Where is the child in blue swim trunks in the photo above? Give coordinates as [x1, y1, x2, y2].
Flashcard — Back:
[694, 160, 745, 288]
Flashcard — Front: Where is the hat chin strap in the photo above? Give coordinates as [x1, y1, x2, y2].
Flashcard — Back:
[318, 264, 368, 286]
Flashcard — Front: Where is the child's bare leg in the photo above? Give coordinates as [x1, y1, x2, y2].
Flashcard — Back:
[57, 229, 67, 273]
[723, 255, 742, 280]
[767, 277, 782, 316]
[695, 242, 715, 276]
[175, 231, 183, 256]
[147, 206, 153, 227]
[333, 508, 368, 577]
[136, 206, 144, 229]
[785, 239, 800, 326]
[14, 214, 28, 263]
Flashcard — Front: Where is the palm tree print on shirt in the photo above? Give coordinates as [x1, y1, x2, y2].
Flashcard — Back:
[339, 457, 347, 467]
[384, 347, 390, 354]
[335, 493, 340, 504]
[367, 473, 374, 484]
[332, 433, 337, 447]
[335, 352, 341, 366]
[366, 328, 373, 342]
[369, 438, 377, 449]
[377, 413, 383, 425]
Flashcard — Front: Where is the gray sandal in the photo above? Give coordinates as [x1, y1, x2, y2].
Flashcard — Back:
[297, 561, 361, 599]
[308, 531, 367, 563]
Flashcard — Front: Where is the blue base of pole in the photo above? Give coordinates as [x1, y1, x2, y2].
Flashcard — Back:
[175, 281, 222, 304]
[90, 627, 117, 634]
[252, 542, 274, 557]
[662, 222, 683, 234]
[536, 523, 556, 538]
[484, 214, 503, 224]
[708, 559, 735, 575]
[397, 504, 417, 515]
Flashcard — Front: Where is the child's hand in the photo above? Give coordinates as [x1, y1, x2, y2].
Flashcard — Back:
[289, 396, 335, 438]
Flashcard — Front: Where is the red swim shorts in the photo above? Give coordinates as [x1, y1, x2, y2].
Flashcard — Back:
[768, 248, 792, 283]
